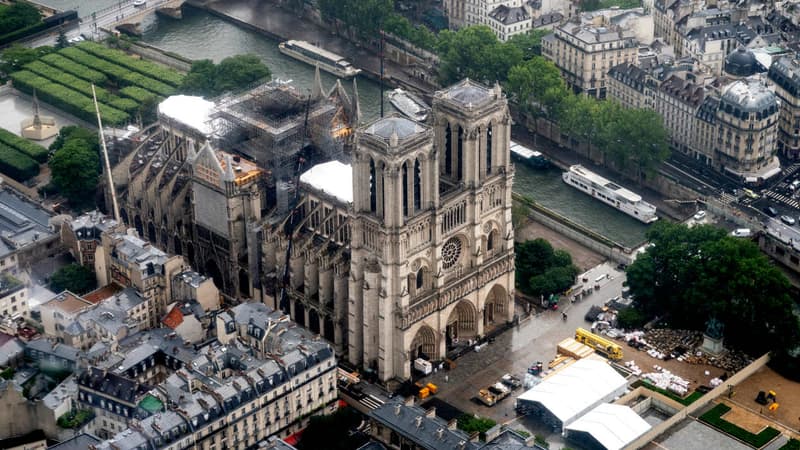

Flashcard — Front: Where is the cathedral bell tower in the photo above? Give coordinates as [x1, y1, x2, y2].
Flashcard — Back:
[349, 80, 515, 382]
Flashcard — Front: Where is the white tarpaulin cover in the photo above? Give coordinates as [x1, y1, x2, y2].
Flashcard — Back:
[516, 356, 628, 427]
[566, 403, 651, 450]
[158, 95, 215, 135]
[299, 160, 353, 204]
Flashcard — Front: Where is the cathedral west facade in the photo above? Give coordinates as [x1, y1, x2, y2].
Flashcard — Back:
[262, 79, 516, 381]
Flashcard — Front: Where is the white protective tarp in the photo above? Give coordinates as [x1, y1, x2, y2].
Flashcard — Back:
[516, 356, 628, 427]
[299, 160, 353, 204]
[158, 95, 215, 135]
[566, 403, 651, 450]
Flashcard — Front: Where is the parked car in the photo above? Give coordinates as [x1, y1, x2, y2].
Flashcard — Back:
[693, 210, 706, 221]
[781, 215, 796, 226]
[764, 206, 778, 217]
[133, 0, 146, 6]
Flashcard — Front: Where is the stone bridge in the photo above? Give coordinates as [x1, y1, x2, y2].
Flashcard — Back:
[105, 0, 185, 36]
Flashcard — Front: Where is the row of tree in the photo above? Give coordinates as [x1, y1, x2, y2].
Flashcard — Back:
[437, 25, 670, 178]
[626, 222, 800, 375]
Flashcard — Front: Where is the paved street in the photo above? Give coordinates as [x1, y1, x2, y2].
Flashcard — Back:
[415, 262, 626, 443]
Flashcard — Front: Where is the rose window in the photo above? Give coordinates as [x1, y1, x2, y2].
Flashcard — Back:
[442, 237, 462, 269]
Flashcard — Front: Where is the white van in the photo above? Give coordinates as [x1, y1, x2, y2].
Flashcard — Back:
[731, 228, 752, 238]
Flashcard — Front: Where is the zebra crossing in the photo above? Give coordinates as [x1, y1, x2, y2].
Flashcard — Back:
[765, 190, 800, 209]
[359, 394, 385, 410]
[718, 192, 737, 205]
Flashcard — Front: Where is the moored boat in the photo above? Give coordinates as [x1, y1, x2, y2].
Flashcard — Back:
[562, 164, 658, 223]
[278, 40, 361, 79]
[387, 88, 430, 122]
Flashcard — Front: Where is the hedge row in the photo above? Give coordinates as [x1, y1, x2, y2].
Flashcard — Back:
[59, 47, 175, 97]
[0, 141, 39, 181]
[25, 61, 112, 103]
[0, 21, 48, 47]
[119, 86, 157, 103]
[699, 404, 781, 448]
[40, 53, 108, 85]
[77, 41, 183, 88]
[780, 439, 800, 450]
[107, 97, 139, 113]
[0, 128, 48, 163]
[11, 71, 129, 126]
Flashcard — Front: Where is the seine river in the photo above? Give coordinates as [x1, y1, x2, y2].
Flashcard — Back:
[35, 1, 648, 246]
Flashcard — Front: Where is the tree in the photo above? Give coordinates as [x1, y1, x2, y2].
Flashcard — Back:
[49, 136, 100, 208]
[0, 45, 53, 75]
[180, 55, 270, 97]
[49, 263, 97, 295]
[506, 29, 550, 60]
[436, 26, 522, 85]
[457, 414, 496, 441]
[626, 221, 800, 357]
[49, 125, 99, 155]
[318, 0, 393, 39]
[214, 54, 271, 93]
[56, 29, 69, 49]
[506, 56, 568, 116]
[297, 407, 367, 450]
[0, 1, 41, 34]
[515, 238, 578, 297]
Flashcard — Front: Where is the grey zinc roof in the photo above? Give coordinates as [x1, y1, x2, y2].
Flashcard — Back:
[769, 56, 800, 94]
[0, 337, 24, 366]
[488, 5, 530, 25]
[48, 433, 101, 450]
[441, 79, 494, 107]
[364, 116, 426, 140]
[370, 401, 481, 450]
[719, 79, 778, 115]
[0, 188, 55, 257]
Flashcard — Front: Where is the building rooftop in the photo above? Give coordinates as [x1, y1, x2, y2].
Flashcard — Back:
[488, 5, 530, 25]
[725, 47, 759, 77]
[70, 210, 117, 241]
[299, 160, 353, 204]
[565, 403, 651, 450]
[0, 187, 55, 258]
[438, 79, 496, 109]
[370, 400, 481, 450]
[363, 115, 427, 142]
[42, 291, 95, 315]
[113, 233, 169, 277]
[769, 56, 800, 95]
[42, 374, 77, 411]
[47, 433, 101, 450]
[158, 95, 216, 135]
[719, 79, 779, 116]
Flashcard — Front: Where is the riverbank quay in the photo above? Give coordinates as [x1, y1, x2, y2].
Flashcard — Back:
[187, 0, 438, 96]
[511, 117, 698, 223]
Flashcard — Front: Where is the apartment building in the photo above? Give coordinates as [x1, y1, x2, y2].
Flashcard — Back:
[768, 56, 800, 159]
[487, 5, 532, 41]
[542, 19, 638, 98]
[61, 211, 118, 268]
[89, 303, 337, 449]
[95, 231, 189, 328]
[0, 273, 28, 320]
[654, 75, 705, 155]
[607, 63, 656, 109]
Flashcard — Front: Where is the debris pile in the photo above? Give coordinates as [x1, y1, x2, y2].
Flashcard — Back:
[681, 349, 752, 373]
[642, 369, 691, 396]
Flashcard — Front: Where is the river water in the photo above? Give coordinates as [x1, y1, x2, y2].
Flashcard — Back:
[33, 1, 648, 246]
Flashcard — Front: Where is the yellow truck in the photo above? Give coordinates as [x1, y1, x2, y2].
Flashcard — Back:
[574, 328, 623, 360]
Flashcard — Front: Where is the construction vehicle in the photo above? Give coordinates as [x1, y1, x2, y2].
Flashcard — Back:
[478, 388, 498, 406]
[478, 382, 510, 406]
[574, 328, 623, 360]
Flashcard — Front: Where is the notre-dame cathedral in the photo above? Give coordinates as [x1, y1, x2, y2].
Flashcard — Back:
[263, 79, 515, 380]
[113, 78, 515, 381]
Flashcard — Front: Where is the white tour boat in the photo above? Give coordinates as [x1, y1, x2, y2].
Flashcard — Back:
[387, 88, 430, 122]
[562, 164, 658, 223]
[278, 40, 361, 79]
